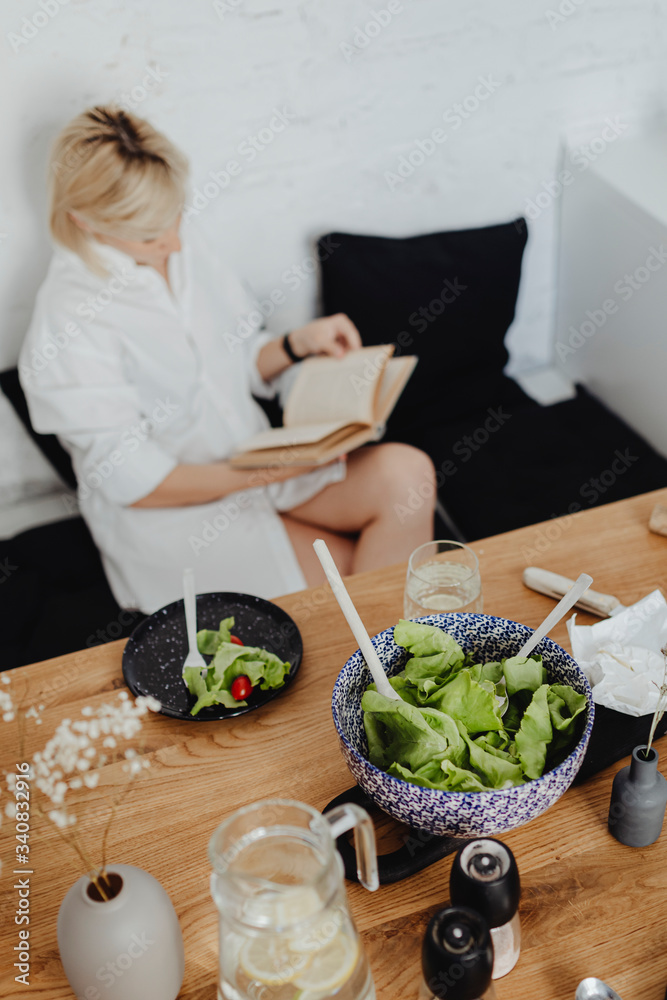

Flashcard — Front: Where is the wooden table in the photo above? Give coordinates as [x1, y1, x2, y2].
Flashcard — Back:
[3, 488, 667, 1000]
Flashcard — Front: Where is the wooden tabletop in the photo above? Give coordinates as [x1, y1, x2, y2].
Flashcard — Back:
[3, 487, 667, 1000]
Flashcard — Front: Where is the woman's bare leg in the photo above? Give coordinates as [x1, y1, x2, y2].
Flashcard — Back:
[279, 443, 436, 581]
[279, 516, 355, 587]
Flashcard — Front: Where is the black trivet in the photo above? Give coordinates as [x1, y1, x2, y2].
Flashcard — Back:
[323, 785, 467, 885]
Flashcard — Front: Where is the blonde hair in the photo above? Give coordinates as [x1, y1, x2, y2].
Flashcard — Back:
[49, 106, 189, 274]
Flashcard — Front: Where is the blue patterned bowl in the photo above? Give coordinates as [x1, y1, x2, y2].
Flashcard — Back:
[331, 613, 594, 837]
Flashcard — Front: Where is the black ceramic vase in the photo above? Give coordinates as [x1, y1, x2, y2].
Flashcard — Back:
[608, 745, 667, 847]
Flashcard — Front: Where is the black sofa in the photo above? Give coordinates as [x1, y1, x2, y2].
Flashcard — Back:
[317, 220, 667, 541]
[0, 369, 145, 669]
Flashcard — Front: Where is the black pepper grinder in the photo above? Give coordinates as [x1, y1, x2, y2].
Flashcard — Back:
[419, 906, 496, 1000]
[449, 838, 521, 979]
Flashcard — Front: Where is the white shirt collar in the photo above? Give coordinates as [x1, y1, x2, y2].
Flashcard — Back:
[53, 235, 188, 297]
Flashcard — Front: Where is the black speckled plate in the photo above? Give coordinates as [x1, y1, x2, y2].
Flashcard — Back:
[122, 592, 303, 721]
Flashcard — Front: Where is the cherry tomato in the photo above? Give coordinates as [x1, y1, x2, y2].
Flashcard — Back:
[231, 675, 252, 701]
[229, 634, 243, 646]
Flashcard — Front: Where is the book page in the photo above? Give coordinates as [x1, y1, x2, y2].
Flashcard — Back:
[230, 423, 373, 467]
[284, 345, 394, 428]
[234, 419, 351, 452]
[374, 356, 418, 423]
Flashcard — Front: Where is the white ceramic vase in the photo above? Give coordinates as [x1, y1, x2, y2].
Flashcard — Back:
[57, 863, 185, 1000]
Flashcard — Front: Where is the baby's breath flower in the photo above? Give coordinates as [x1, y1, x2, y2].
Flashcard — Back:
[49, 809, 75, 829]
[136, 694, 162, 714]
[3, 689, 154, 880]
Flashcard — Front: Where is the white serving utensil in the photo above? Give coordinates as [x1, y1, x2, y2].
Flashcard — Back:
[575, 977, 623, 1000]
[523, 566, 625, 618]
[182, 567, 207, 680]
[516, 572, 593, 658]
[313, 538, 401, 701]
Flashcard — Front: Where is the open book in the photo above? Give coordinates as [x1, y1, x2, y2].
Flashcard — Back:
[230, 344, 417, 467]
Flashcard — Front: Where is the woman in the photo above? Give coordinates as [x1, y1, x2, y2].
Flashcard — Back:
[20, 106, 436, 614]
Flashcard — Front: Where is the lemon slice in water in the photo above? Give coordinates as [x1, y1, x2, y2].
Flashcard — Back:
[239, 937, 310, 987]
[293, 931, 359, 993]
[289, 908, 344, 954]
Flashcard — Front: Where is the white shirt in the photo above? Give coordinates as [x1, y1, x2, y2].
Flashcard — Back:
[19, 229, 344, 613]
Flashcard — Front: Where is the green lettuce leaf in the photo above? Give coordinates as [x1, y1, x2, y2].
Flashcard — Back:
[515, 684, 553, 779]
[469, 661, 504, 685]
[404, 652, 464, 695]
[546, 683, 587, 765]
[502, 655, 546, 696]
[394, 619, 465, 665]
[475, 731, 514, 755]
[386, 760, 446, 790]
[462, 730, 524, 788]
[361, 690, 458, 771]
[183, 666, 247, 715]
[437, 759, 490, 792]
[547, 684, 587, 731]
[197, 617, 234, 655]
[502, 689, 534, 734]
[366, 675, 421, 705]
[211, 644, 253, 680]
[253, 648, 292, 690]
[430, 669, 503, 733]
[210, 644, 290, 691]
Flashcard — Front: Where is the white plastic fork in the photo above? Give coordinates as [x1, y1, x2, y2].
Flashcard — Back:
[313, 538, 401, 701]
[516, 572, 593, 658]
[182, 567, 207, 681]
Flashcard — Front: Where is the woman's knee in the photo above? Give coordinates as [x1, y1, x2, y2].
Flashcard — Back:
[369, 443, 437, 509]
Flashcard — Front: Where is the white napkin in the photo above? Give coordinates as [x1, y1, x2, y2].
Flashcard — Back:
[567, 590, 667, 716]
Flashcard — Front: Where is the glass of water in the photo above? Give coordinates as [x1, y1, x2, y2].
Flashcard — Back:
[404, 540, 483, 618]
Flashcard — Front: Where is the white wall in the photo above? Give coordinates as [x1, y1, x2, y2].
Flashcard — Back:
[2, 0, 667, 510]
[556, 129, 667, 457]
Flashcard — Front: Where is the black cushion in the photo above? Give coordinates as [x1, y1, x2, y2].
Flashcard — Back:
[318, 222, 667, 541]
[0, 368, 77, 489]
[0, 518, 144, 669]
[318, 219, 529, 435]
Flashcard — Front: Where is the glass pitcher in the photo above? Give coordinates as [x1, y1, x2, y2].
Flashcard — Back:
[209, 798, 379, 1000]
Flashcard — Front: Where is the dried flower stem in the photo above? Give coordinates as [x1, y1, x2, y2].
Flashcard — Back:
[644, 645, 667, 759]
[100, 777, 138, 872]
[34, 801, 110, 900]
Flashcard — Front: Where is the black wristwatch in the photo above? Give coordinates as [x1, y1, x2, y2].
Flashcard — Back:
[282, 332, 302, 364]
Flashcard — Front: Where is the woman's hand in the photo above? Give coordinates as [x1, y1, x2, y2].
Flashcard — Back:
[256, 313, 362, 382]
[289, 314, 362, 359]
